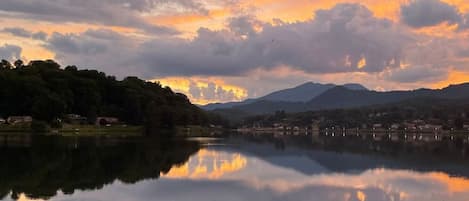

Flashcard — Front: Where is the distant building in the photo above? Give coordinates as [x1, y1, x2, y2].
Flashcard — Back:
[421, 124, 443, 131]
[311, 121, 320, 136]
[0, 118, 5, 124]
[7, 116, 33, 125]
[390, 124, 400, 129]
[404, 123, 417, 130]
[65, 114, 87, 124]
[412, 120, 425, 125]
[96, 117, 119, 126]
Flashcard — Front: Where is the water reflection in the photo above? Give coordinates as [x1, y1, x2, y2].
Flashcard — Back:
[0, 135, 200, 200]
[2, 134, 469, 201]
[164, 149, 247, 179]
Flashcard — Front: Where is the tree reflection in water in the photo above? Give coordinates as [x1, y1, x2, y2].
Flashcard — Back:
[0, 135, 200, 200]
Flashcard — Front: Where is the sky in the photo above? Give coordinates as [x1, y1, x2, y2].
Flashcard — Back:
[1, 0, 469, 104]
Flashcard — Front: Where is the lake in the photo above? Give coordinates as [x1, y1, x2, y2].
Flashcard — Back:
[1, 133, 469, 201]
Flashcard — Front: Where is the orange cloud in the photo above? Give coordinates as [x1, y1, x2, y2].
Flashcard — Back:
[0, 32, 55, 61]
[412, 23, 459, 37]
[429, 172, 469, 193]
[433, 70, 469, 89]
[238, 0, 401, 23]
[155, 77, 248, 105]
[444, 0, 469, 12]
[148, 8, 231, 38]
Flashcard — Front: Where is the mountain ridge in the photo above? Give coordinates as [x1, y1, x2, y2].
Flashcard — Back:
[202, 82, 367, 110]
[210, 82, 469, 116]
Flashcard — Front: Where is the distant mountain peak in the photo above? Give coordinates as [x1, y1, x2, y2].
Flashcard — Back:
[342, 83, 367, 91]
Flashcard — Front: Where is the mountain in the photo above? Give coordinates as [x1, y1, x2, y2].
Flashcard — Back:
[257, 82, 337, 102]
[307, 83, 469, 110]
[212, 83, 469, 117]
[202, 82, 367, 110]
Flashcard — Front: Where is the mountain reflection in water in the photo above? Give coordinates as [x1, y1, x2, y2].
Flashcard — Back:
[2, 134, 469, 201]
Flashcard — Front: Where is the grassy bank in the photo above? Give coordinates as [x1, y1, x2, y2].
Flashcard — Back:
[0, 124, 224, 137]
[57, 124, 143, 136]
[0, 124, 143, 136]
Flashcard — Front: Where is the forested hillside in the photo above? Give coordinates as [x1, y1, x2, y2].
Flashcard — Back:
[0, 59, 211, 128]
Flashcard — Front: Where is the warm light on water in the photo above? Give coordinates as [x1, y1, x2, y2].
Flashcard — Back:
[164, 149, 247, 179]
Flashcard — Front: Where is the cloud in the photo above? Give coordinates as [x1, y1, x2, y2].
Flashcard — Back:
[0, 44, 22, 61]
[0, 0, 182, 34]
[228, 15, 264, 37]
[157, 77, 248, 104]
[383, 65, 448, 83]
[44, 29, 143, 77]
[32, 31, 48, 40]
[400, 0, 469, 30]
[459, 13, 469, 29]
[188, 81, 245, 102]
[2, 27, 48, 40]
[2, 27, 32, 38]
[35, 3, 469, 102]
[38, 4, 412, 78]
[135, 3, 410, 76]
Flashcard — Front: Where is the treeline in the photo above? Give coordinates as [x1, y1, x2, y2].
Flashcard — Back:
[242, 97, 469, 130]
[0, 59, 225, 131]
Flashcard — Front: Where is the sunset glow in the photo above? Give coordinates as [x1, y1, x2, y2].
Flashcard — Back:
[1, 0, 469, 104]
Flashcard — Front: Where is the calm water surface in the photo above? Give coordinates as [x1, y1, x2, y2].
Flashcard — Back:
[1, 134, 469, 201]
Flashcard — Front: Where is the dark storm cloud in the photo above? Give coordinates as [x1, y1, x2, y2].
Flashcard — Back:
[400, 0, 463, 28]
[0, 44, 22, 61]
[0, 0, 191, 34]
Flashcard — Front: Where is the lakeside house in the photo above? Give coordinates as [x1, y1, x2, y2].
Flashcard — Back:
[65, 114, 87, 124]
[372, 124, 383, 129]
[96, 117, 119, 126]
[420, 124, 443, 131]
[464, 124, 469, 130]
[390, 124, 400, 129]
[7, 116, 33, 125]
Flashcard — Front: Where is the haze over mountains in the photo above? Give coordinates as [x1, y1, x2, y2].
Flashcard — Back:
[202, 82, 469, 116]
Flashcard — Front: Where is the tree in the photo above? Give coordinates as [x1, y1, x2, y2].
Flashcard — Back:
[0, 59, 210, 129]
[14, 59, 24, 69]
[0, 60, 12, 70]
[32, 94, 66, 122]
[455, 118, 464, 130]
